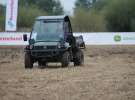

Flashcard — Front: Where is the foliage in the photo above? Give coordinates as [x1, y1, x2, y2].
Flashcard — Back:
[0, 5, 5, 31]
[17, 5, 47, 28]
[19, 0, 64, 15]
[105, 0, 135, 32]
[72, 8, 106, 32]
[75, 0, 92, 10]
[73, 0, 135, 32]
[75, 0, 98, 11]
[72, 0, 106, 32]
[92, 0, 110, 10]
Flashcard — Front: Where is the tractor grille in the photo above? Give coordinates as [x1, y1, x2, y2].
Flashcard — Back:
[34, 46, 43, 50]
[32, 52, 50, 57]
[47, 46, 57, 49]
[31, 51, 58, 57]
[34, 46, 57, 50]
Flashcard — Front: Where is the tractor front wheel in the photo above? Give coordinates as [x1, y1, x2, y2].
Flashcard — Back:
[25, 53, 33, 69]
[61, 52, 70, 67]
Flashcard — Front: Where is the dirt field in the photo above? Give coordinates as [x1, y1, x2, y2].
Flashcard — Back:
[0, 46, 135, 100]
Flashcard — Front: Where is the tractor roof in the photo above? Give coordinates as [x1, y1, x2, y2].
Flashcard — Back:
[36, 15, 70, 21]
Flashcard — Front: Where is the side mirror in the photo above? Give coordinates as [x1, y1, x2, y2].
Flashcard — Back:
[29, 39, 35, 44]
[23, 34, 27, 41]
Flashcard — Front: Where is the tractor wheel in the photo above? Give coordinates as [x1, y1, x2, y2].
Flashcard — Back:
[74, 50, 84, 66]
[61, 52, 70, 67]
[25, 53, 33, 69]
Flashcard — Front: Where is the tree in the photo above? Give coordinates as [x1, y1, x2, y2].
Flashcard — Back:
[19, 0, 64, 15]
[53, 0, 64, 15]
[72, 8, 106, 32]
[75, 0, 98, 10]
[75, 0, 92, 10]
[72, 0, 106, 32]
[92, 0, 110, 10]
[17, 5, 47, 29]
[105, 0, 135, 32]
[0, 5, 5, 31]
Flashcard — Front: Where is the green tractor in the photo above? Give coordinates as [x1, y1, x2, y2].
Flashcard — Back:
[23, 15, 84, 68]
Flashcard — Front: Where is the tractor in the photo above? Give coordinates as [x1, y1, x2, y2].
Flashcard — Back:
[23, 15, 84, 68]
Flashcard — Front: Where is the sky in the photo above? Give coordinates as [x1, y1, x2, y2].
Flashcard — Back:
[60, 0, 76, 14]
[0, 0, 76, 14]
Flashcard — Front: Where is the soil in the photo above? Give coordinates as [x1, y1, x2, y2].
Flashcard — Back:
[0, 46, 135, 100]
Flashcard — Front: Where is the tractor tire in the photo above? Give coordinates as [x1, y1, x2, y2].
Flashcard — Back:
[74, 50, 84, 66]
[61, 51, 70, 67]
[25, 53, 33, 69]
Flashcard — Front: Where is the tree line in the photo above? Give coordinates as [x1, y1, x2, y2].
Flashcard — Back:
[0, 0, 135, 32]
[73, 0, 135, 32]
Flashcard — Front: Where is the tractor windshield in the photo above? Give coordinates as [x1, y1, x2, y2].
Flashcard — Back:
[31, 20, 64, 42]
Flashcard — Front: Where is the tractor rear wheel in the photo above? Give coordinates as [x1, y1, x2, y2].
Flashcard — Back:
[74, 50, 84, 66]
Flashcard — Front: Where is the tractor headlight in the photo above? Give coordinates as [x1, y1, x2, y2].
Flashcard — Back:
[26, 45, 33, 50]
[57, 43, 61, 49]
[29, 45, 34, 50]
[57, 43, 65, 49]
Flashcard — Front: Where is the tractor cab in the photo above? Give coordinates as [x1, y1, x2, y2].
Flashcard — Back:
[28, 16, 73, 44]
